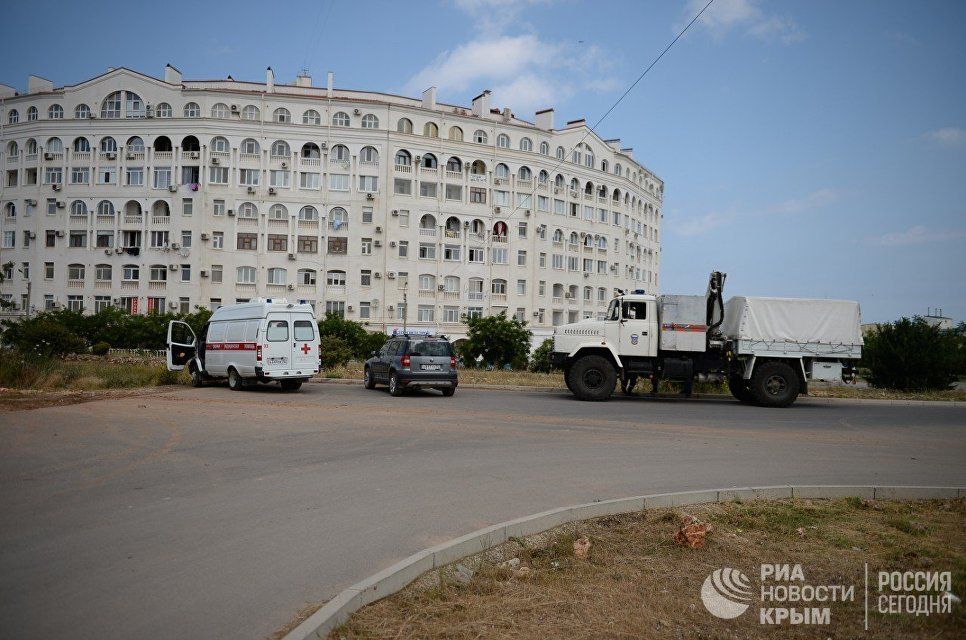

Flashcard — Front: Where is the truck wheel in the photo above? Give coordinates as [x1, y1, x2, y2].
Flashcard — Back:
[228, 368, 244, 391]
[563, 365, 575, 393]
[727, 376, 753, 403]
[389, 372, 404, 397]
[570, 355, 616, 402]
[750, 361, 800, 408]
[363, 367, 376, 389]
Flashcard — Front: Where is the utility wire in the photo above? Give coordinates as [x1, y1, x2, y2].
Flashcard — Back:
[501, 0, 715, 223]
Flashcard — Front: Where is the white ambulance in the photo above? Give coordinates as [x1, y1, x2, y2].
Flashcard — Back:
[166, 298, 320, 391]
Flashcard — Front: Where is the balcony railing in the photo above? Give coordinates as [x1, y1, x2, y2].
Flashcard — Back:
[239, 153, 259, 163]
[300, 157, 321, 167]
[445, 170, 462, 180]
[154, 151, 173, 162]
[419, 227, 436, 237]
[443, 229, 461, 239]
[468, 291, 484, 301]
[492, 235, 507, 243]
[148, 281, 167, 291]
[72, 152, 91, 163]
[67, 279, 84, 288]
[124, 215, 143, 224]
[181, 150, 201, 161]
[394, 163, 412, 173]
[152, 216, 170, 225]
[491, 293, 507, 303]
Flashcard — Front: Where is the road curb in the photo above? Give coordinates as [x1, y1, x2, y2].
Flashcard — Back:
[309, 377, 966, 407]
[281, 484, 964, 640]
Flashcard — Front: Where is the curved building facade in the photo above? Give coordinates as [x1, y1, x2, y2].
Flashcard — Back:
[0, 66, 663, 343]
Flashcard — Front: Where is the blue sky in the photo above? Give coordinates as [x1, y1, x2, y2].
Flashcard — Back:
[3, 0, 964, 322]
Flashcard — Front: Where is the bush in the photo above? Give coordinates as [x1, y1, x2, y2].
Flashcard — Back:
[5, 317, 87, 357]
[862, 317, 960, 391]
[317, 313, 386, 360]
[529, 338, 555, 373]
[459, 312, 532, 369]
[91, 341, 111, 356]
[319, 335, 354, 369]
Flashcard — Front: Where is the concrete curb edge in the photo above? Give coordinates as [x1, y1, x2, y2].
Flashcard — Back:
[282, 484, 964, 639]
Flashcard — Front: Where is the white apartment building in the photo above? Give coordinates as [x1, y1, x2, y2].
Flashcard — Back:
[0, 65, 663, 344]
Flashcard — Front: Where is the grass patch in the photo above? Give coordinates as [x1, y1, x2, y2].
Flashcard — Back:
[327, 499, 965, 639]
[0, 352, 187, 391]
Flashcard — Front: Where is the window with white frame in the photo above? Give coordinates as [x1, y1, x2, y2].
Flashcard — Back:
[329, 173, 349, 191]
[299, 172, 320, 189]
[241, 105, 260, 120]
[239, 169, 259, 186]
[332, 111, 350, 127]
[361, 114, 379, 128]
[236, 266, 256, 284]
[359, 175, 378, 192]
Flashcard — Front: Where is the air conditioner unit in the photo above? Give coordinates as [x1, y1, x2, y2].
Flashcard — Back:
[44, 152, 54, 160]
[319, 142, 328, 150]
[230, 104, 239, 112]
[268, 187, 276, 195]
[374, 272, 382, 279]
[437, 284, 445, 292]
[246, 186, 256, 194]
[227, 209, 236, 216]
[200, 233, 209, 240]
[414, 155, 421, 163]
[494, 206, 501, 213]
[366, 193, 374, 201]
[189, 152, 200, 159]
[168, 184, 178, 192]
[287, 284, 295, 291]
[56, 200, 65, 208]
[200, 270, 208, 277]
[375, 226, 383, 233]
[280, 161, 288, 168]
[391, 209, 399, 216]
[169, 264, 178, 270]
[287, 252, 295, 260]
[524, 210, 531, 217]
[106, 152, 117, 160]
[532, 311, 540, 317]
[347, 305, 354, 312]
[126, 153, 136, 160]
[387, 271, 396, 279]
[353, 108, 361, 115]
[168, 301, 179, 310]
[210, 157, 220, 165]
[26, 199, 37, 206]
[28, 232, 36, 239]
[171, 242, 181, 250]
[52, 184, 61, 192]
[104, 249, 113, 255]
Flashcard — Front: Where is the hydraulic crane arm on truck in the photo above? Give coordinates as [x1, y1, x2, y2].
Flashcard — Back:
[549, 272, 862, 407]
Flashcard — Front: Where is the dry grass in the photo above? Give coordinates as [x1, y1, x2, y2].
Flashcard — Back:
[330, 499, 965, 639]
[0, 354, 187, 391]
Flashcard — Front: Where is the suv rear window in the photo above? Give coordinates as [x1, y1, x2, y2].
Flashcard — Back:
[408, 340, 452, 357]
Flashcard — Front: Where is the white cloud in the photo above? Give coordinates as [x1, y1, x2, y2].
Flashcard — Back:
[672, 188, 837, 236]
[922, 127, 966, 147]
[684, 0, 805, 44]
[453, 0, 560, 34]
[673, 211, 735, 236]
[863, 225, 966, 247]
[769, 188, 837, 215]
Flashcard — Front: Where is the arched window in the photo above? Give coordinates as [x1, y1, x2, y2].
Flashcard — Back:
[298, 205, 319, 221]
[553, 229, 563, 243]
[421, 153, 438, 169]
[70, 200, 88, 216]
[583, 233, 593, 248]
[494, 163, 509, 179]
[448, 126, 463, 141]
[302, 109, 321, 125]
[597, 236, 607, 249]
[473, 129, 488, 144]
[100, 137, 117, 153]
[538, 170, 549, 184]
[445, 156, 462, 172]
[614, 162, 622, 176]
[123, 264, 140, 281]
[397, 118, 413, 134]
[330, 144, 350, 162]
[74, 104, 90, 119]
[95, 264, 112, 282]
[444, 275, 460, 293]
[445, 216, 460, 232]
[520, 137, 533, 152]
[240, 138, 260, 155]
[361, 114, 379, 129]
[326, 270, 346, 286]
[470, 159, 486, 175]
[236, 266, 256, 284]
[149, 265, 167, 282]
[493, 221, 508, 237]
[183, 102, 200, 117]
[496, 133, 510, 148]
[556, 146, 565, 160]
[419, 213, 436, 229]
[241, 105, 260, 121]
[418, 274, 436, 291]
[270, 140, 290, 157]
[571, 148, 581, 164]
[584, 181, 594, 196]
[329, 207, 348, 229]
[612, 188, 621, 203]
[210, 136, 230, 153]
[492, 278, 507, 294]
[517, 166, 532, 180]
[68, 264, 86, 281]
[301, 142, 320, 159]
[27, 106, 39, 121]
[5, 141, 17, 156]
[7, 109, 18, 124]
[156, 103, 172, 118]
[584, 146, 595, 168]
[569, 232, 579, 247]
[153, 136, 172, 152]
[269, 204, 288, 220]
[569, 177, 580, 192]
[298, 269, 317, 285]
[359, 146, 379, 164]
[126, 136, 144, 152]
[552, 283, 565, 298]
[554, 173, 565, 188]
[152, 201, 170, 218]
[101, 91, 133, 118]
[97, 200, 115, 217]
[211, 103, 231, 118]
[73, 137, 90, 153]
[540, 141, 550, 155]
[601, 160, 608, 173]
[394, 149, 412, 166]
[470, 219, 485, 235]
[25, 138, 37, 154]
[423, 122, 439, 138]
[238, 202, 258, 218]
[332, 111, 350, 127]
[46, 137, 64, 154]
[273, 107, 291, 123]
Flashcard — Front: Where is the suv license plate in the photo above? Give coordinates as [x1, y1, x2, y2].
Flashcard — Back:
[422, 364, 441, 371]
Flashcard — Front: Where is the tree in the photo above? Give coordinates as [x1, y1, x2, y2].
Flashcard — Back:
[317, 313, 386, 360]
[4, 316, 86, 357]
[318, 335, 354, 369]
[529, 338, 555, 373]
[459, 312, 532, 369]
[862, 317, 960, 391]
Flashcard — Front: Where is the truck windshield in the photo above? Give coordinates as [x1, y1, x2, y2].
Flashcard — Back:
[606, 299, 620, 321]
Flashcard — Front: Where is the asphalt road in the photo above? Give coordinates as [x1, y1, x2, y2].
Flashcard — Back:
[1, 384, 964, 639]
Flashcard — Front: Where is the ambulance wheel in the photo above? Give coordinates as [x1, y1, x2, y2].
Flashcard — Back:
[364, 366, 376, 389]
[228, 368, 244, 391]
[190, 369, 205, 388]
[280, 380, 302, 392]
[388, 372, 404, 397]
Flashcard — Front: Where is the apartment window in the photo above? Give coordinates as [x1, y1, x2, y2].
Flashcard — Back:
[95, 231, 114, 248]
[327, 270, 347, 287]
[268, 234, 288, 251]
[267, 268, 286, 285]
[300, 172, 321, 189]
[493, 190, 509, 206]
[517, 250, 527, 266]
[122, 264, 139, 281]
[45, 167, 63, 184]
[213, 200, 226, 216]
[298, 236, 318, 253]
[239, 169, 259, 186]
[180, 264, 191, 282]
[270, 170, 291, 188]
[210, 298, 223, 310]
[418, 243, 436, 259]
[492, 247, 508, 264]
[327, 237, 348, 254]
[325, 301, 345, 318]
[68, 231, 86, 248]
[212, 231, 224, 249]
[237, 233, 258, 250]
[125, 167, 143, 186]
[470, 187, 486, 204]
[398, 240, 409, 258]
[210, 265, 223, 283]
[150, 231, 169, 248]
[394, 178, 412, 195]
[417, 305, 434, 322]
[180, 198, 193, 217]
[66, 295, 84, 312]
[466, 307, 483, 320]
[298, 269, 317, 285]
[419, 181, 437, 198]
[444, 245, 461, 261]
[236, 266, 256, 284]
[359, 175, 378, 192]
[70, 167, 90, 185]
[398, 210, 410, 226]
[329, 174, 349, 191]
[153, 167, 172, 189]
[468, 247, 485, 263]
[445, 184, 462, 201]
[209, 166, 229, 184]
[443, 306, 459, 323]
[2, 231, 14, 248]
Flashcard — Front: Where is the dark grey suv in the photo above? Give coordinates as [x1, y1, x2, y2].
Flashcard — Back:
[364, 335, 458, 397]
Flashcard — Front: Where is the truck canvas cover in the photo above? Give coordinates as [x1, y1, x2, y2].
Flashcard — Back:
[722, 297, 862, 357]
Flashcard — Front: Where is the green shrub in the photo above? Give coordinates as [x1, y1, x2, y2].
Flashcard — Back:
[319, 335, 354, 369]
[529, 338, 555, 373]
[5, 317, 87, 357]
[459, 312, 532, 369]
[317, 313, 386, 360]
[862, 317, 960, 391]
[91, 341, 111, 356]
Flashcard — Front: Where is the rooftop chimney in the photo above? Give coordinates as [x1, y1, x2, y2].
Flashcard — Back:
[421, 86, 437, 110]
[0, 84, 16, 99]
[27, 75, 53, 94]
[326, 71, 334, 98]
[471, 90, 491, 117]
[604, 138, 621, 150]
[295, 72, 312, 88]
[535, 108, 554, 131]
[164, 64, 182, 85]
[266, 67, 275, 92]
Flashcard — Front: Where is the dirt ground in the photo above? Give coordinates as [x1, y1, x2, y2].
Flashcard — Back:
[331, 498, 965, 639]
[0, 387, 176, 412]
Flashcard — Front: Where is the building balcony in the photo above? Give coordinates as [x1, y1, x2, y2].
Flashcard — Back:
[443, 291, 460, 300]
[468, 292, 484, 301]
[152, 216, 170, 225]
[239, 153, 259, 163]
[125, 151, 145, 162]
[268, 218, 289, 229]
[94, 281, 112, 289]
[491, 293, 507, 303]
[419, 166, 438, 177]
[25, 153, 38, 163]
[443, 229, 460, 239]
[492, 235, 508, 243]
[181, 150, 201, 162]
[445, 170, 462, 180]
[552, 296, 563, 305]
[72, 152, 91, 163]
[123, 215, 143, 225]
[516, 179, 532, 189]
[359, 160, 379, 169]
[154, 151, 173, 162]
[121, 281, 139, 290]
[418, 227, 436, 237]
[6, 155, 18, 164]
[394, 163, 412, 173]
[328, 159, 350, 171]
[67, 279, 84, 288]
[148, 281, 166, 291]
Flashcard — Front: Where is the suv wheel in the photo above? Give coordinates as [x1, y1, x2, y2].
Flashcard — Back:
[570, 355, 616, 401]
[441, 386, 455, 397]
[364, 367, 376, 389]
[389, 372, 404, 397]
[750, 361, 800, 408]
